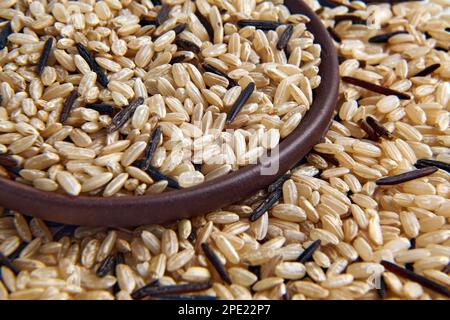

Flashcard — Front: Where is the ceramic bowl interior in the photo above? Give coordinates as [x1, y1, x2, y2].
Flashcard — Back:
[0, 0, 339, 226]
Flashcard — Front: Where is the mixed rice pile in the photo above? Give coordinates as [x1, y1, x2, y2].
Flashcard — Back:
[1, 0, 450, 300]
[0, 0, 321, 195]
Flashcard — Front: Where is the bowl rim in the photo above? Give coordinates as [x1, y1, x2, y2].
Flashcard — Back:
[0, 0, 339, 226]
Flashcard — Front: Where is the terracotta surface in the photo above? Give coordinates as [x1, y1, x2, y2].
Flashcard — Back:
[0, 0, 339, 226]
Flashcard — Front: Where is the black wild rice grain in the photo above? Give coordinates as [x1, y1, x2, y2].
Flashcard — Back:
[74, 43, 94, 63]
[150, 0, 161, 5]
[297, 239, 321, 263]
[415, 159, 450, 173]
[342, 76, 411, 100]
[187, 229, 196, 243]
[132, 281, 211, 300]
[276, 24, 294, 50]
[201, 243, 232, 285]
[381, 260, 450, 298]
[52, 224, 77, 241]
[0, 252, 19, 275]
[92, 68, 108, 88]
[170, 54, 186, 64]
[0, 161, 17, 177]
[172, 23, 186, 35]
[132, 280, 159, 300]
[0, 154, 18, 168]
[85, 103, 117, 114]
[412, 63, 441, 77]
[284, 45, 292, 60]
[153, 295, 217, 300]
[0, 22, 12, 50]
[201, 63, 229, 79]
[146, 166, 180, 189]
[202, 63, 237, 88]
[141, 126, 161, 171]
[368, 31, 408, 43]
[334, 15, 366, 25]
[195, 11, 214, 42]
[226, 82, 255, 124]
[5, 166, 21, 177]
[96, 255, 116, 277]
[435, 46, 449, 52]
[268, 174, 291, 193]
[249, 188, 282, 222]
[360, 119, 380, 141]
[60, 89, 78, 123]
[237, 20, 284, 31]
[376, 275, 387, 299]
[326, 27, 341, 43]
[36, 37, 53, 75]
[140, 19, 157, 27]
[175, 37, 200, 54]
[75, 43, 108, 87]
[366, 116, 391, 139]
[112, 254, 123, 291]
[107, 97, 144, 133]
[156, 4, 171, 26]
[376, 166, 438, 185]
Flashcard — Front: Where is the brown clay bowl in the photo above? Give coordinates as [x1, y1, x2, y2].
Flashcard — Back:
[0, 0, 339, 227]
